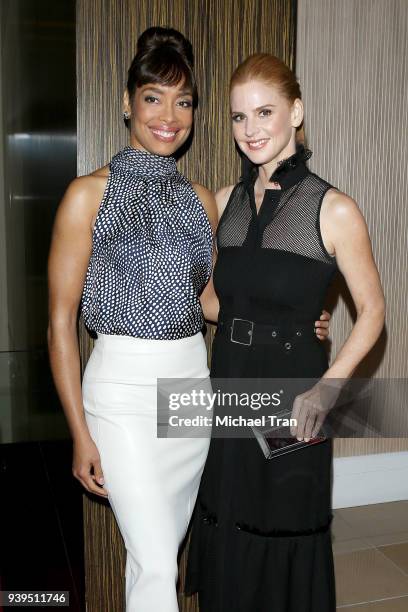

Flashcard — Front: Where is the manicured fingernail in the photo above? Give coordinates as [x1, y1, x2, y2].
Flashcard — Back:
[98, 478, 104, 484]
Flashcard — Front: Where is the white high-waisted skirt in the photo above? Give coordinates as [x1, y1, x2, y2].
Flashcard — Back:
[82, 331, 211, 612]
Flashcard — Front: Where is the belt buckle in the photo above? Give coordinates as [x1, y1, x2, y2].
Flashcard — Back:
[230, 318, 254, 346]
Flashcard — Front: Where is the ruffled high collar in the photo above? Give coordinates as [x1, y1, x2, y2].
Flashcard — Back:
[243, 143, 312, 190]
[110, 145, 178, 178]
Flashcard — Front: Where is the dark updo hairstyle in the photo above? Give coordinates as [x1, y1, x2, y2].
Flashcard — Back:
[124, 27, 198, 129]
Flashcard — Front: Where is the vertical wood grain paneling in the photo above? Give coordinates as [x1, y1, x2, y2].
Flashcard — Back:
[296, 0, 408, 458]
[77, 1, 295, 609]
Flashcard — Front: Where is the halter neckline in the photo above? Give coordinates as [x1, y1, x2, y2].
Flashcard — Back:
[110, 145, 178, 178]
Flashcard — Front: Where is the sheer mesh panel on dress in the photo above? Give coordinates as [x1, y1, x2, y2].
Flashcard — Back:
[217, 173, 337, 267]
[261, 173, 336, 265]
[216, 183, 253, 249]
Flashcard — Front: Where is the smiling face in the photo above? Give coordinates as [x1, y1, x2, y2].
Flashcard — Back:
[230, 79, 303, 169]
[123, 80, 194, 156]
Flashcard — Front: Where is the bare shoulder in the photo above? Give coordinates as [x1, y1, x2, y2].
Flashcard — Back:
[191, 181, 213, 201]
[215, 184, 235, 218]
[320, 187, 370, 258]
[321, 187, 364, 223]
[191, 181, 218, 230]
[56, 165, 110, 232]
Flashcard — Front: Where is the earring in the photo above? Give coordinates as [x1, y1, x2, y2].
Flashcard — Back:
[123, 111, 130, 120]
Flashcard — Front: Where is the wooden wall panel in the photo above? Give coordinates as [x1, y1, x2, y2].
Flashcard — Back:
[296, 0, 408, 458]
[77, 1, 295, 609]
[77, 0, 295, 188]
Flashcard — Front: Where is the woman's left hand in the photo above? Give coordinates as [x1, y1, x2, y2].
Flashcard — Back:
[315, 309, 331, 340]
[290, 379, 342, 441]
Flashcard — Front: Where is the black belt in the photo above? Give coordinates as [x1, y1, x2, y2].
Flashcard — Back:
[217, 316, 317, 347]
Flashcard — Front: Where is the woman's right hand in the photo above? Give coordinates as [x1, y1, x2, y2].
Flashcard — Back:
[72, 434, 109, 498]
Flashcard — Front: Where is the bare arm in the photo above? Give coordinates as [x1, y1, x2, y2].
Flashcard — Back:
[321, 189, 386, 379]
[291, 189, 385, 441]
[47, 172, 109, 497]
[192, 182, 220, 323]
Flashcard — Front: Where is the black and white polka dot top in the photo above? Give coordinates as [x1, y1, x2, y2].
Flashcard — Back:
[80, 146, 213, 339]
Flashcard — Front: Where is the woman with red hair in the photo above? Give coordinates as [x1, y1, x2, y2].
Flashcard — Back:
[186, 54, 385, 611]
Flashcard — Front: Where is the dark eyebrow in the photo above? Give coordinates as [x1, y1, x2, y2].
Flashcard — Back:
[141, 86, 166, 94]
[142, 85, 192, 97]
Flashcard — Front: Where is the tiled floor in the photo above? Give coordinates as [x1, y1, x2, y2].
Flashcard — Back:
[333, 501, 408, 610]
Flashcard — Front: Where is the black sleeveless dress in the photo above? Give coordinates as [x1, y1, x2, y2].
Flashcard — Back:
[185, 146, 338, 611]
